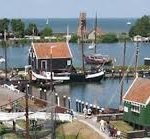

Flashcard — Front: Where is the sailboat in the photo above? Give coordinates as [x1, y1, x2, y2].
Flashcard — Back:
[127, 21, 131, 25]
[29, 24, 104, 83]
[46, 18, 49, 25]
[88, 42, 95, 49]
[85, 13, 112, 65]
[68, 14, 104, 82]
[0, 56, 5, 63]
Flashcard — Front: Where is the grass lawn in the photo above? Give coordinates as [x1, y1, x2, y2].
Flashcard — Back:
[3, 133, 20, 139]
[56, 120, 104, 139]
[16, 120, 26, 129]
[110, 120, 134, 132]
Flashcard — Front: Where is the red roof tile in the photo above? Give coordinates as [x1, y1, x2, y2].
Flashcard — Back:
[33, 42, 72, 59]
[124, 78, 150, 105]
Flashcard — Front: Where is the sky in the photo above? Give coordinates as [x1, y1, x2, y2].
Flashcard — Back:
[0, 0, 150, 18]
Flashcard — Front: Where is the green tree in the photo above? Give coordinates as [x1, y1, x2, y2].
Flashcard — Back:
[101, 33, 118, 43]
[25, 23, 38, 36]
[40, 27, 53, 38]
[129, 15, 150, 37]
[0, 18, 10, 34]
[70, 34, 78, 43]
[11, 19, 25, 38]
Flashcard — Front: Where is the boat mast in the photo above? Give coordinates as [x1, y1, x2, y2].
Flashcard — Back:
[135, 41, 139, 77]
[94, 12, 97, 54]
[81, 26, 85, 73]
[4, 30, 7, 80]
[80, 13, 86, 73]
[120, 39, 126, 105]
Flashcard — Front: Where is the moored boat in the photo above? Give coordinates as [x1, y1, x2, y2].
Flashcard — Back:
[0, 56, 5, 63]
[85, 54, 112, 65]
[31, 68, 104, 83]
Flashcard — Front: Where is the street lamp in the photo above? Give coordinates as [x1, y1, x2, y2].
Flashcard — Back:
[25, 84, 30, 139]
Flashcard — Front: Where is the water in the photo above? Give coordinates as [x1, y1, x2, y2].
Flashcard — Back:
[22, 18, 137, 33]
[0, 18, 148, 109]
[55, 78, 133, 109]
[0, 43, 137, 109]
[0, 42, 150, 69]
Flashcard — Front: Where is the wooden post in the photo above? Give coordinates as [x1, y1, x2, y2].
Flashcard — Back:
[76, 99, 79, 112]
[44, 89, 47, 100]
[39, 88, 42, 99]
[78, 100, 81, 112]
[63, 96, 66, 107]
[55, 93, 58, 105]
[13, 120, 16, 132]
[68, 97, 71, 109]
[81, 101, 84, 113]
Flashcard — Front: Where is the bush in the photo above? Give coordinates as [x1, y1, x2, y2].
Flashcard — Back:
[70, 34, 78, 43]
[129, 15, 150, 37]
[101, 33, 118, 43]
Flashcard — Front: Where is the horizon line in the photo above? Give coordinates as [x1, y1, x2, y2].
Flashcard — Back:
[0, 16, 141, 19]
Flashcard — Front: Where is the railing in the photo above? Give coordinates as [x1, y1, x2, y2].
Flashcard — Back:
[97, 113, 123, 122]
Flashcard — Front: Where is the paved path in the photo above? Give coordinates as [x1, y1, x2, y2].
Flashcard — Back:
[75, 113, 112, 139]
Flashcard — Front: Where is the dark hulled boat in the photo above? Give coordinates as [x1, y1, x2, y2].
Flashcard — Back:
[69, 70, 104, 82]
[29, 14, 104, 83]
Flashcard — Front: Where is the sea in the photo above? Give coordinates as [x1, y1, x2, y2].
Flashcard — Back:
[0, 18, 149, 109]
[22, 18, 137, 33]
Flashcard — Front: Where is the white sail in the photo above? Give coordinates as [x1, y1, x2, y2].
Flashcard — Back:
[88, 42, 95, 49]
[0, 57, 5, 63]
[46, 18, 49, 25]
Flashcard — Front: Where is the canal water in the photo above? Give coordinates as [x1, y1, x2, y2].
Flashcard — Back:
[0, 42, 149, 108]
[55, 78, 133, 109]
[0, 42, 150, 69]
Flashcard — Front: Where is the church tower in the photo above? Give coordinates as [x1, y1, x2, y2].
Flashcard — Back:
[77, 12, 87, 40]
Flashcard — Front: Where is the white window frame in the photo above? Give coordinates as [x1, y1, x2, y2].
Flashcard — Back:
[131, 102, 140, 113]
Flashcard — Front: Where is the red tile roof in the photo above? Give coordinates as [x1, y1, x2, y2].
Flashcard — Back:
[32, 42, 72, 59]
[123, 78, 150, 105]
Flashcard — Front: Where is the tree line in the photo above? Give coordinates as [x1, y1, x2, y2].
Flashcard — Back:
[129, 15, 150, 37]
[0, 18, 53, 39]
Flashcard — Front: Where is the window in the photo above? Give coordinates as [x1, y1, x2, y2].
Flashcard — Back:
[41, 60, 47, 71]
[131, 103, 140, 113]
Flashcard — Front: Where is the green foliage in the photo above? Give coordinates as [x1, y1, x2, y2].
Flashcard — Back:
[129, 15, 150, 37]
[40, 26, 53, 37]
[118, 32, 131, 42]
[70, 34, 78, 43]
[100, 33, 118, 43]
[11, 19, 25, 38]
[0, 18, 10, 34]
[25, 23, 38, 36]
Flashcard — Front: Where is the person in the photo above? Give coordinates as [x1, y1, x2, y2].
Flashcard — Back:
[87, 108, 92, 118]
[105, 121, 111, 136]
[83, 106, 87, 118]
[52, 83, 56, 92]
[99, 119, 105, 132]
[116, 130, 121, 139]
